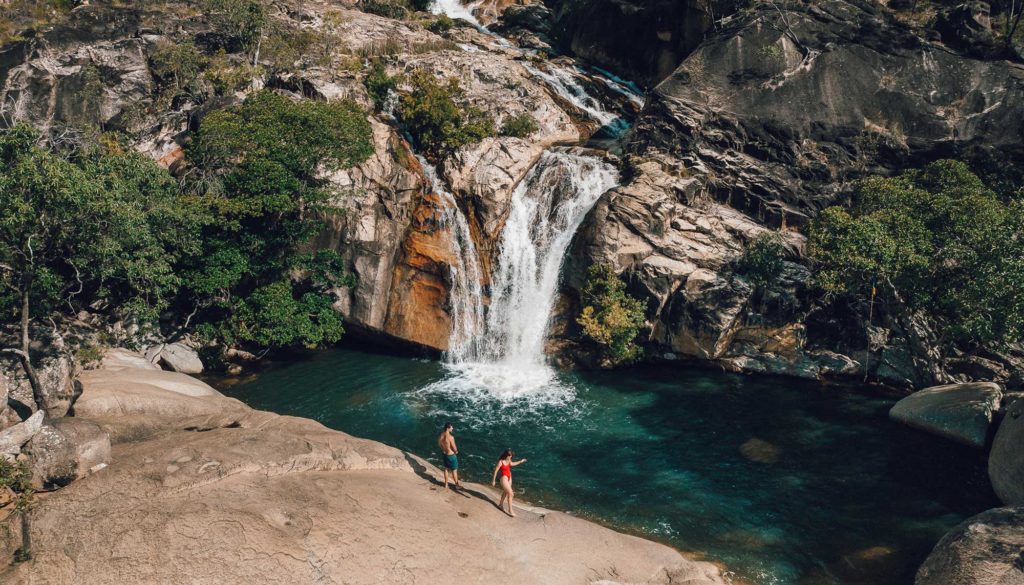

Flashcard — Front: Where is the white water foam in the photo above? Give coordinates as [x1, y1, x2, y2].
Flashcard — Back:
[430, 0, 481, 27]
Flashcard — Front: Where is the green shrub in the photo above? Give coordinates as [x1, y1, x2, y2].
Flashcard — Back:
[409, 0, 433, 11]
[361, 0, 408, 19]
[808, 159, 1024, 347]
[577, 265, 646, 367]
[398, 70, 495, 161]
[735, 231, 785, 289]
[150, 40, 207, 94]
[226, 280, 344, 348]
[428, 14, 453, 34]
[499, 113, 538, 138]
[364, 60, 397, 111]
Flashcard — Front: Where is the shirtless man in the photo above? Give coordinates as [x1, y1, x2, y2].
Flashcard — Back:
[437, 422, 460, 489]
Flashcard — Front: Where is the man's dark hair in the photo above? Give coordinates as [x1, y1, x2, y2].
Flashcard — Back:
[443, 422, 453, 431]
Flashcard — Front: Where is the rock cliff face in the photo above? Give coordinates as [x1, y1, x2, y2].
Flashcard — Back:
[639, 0, 1024, 227]
[2, 0, 1022, 384]
[564, 0, 1024, 382]
[545, 0, 742, 86]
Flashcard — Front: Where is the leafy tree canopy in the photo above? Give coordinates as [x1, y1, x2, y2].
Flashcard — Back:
[808, 159, 1024, 347]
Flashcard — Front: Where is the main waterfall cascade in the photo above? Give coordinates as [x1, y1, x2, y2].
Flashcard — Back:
[440, 150, 619, 398]
[417, 0, 633, 400]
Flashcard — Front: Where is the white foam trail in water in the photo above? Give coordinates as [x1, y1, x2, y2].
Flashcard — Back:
[430, 149, 618, 400]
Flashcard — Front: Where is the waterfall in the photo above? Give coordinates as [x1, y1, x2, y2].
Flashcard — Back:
[417, 158, 486, 361]
[429, 149, 618, 398]
[479, 149, 618, 366]
[430, 0, 481, 26]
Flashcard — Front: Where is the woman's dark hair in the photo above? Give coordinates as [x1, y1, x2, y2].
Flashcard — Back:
[498, 449, 513, 461]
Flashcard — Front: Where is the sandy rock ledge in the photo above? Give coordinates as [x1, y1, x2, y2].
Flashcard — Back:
[1, 351, 727, 585]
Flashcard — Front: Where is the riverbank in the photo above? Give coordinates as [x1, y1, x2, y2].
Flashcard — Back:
[0, 350, 727, 585]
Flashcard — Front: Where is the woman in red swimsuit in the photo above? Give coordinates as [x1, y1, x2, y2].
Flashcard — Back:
[491, 448, 528, 517]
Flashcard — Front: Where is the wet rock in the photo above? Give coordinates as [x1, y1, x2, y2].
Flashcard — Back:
[989, 396, 1024, 505]
[916, 506, 1024, 585]
[889, 382, 1002, 448]
[0, 410, 44, 460]
[23, 417, 111, 489]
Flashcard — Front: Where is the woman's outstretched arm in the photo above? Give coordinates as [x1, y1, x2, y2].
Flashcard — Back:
[511, 458, 527, 467]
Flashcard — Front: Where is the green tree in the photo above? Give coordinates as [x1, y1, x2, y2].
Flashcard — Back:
[203, 0, 267, 58]
[735, 231, 785, 289]
[809, 160, 1024, 352]
[398, 70, 495, 161]
[184, 91, 373, 349]
[0, 125, 200, 409]
[577, 265, 646, 366]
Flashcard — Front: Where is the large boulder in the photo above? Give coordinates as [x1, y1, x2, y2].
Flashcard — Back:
[146, 342, 204, 375]
[989, 395, 1024, 505]
[889, 382, 1003, 448]
[23, 417, 111, 488]
[915, 506, 1024, 585]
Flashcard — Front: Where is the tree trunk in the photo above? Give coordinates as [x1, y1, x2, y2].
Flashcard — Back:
[19, 508, 31, 560]
[879, 280, 950, 386]
[17, 284, 45, 412]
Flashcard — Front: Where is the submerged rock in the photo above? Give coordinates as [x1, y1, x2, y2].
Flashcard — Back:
[889, 382, 1002, 448]
[916, 506, 1024, 585]
[989, 396, 1024, 505]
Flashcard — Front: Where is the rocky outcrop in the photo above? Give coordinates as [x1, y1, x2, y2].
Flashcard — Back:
[564, 0, 1024, 379]
[638, 0, 1024, 227]
[889, 382, 1003, 448]
[546, 0, 742, 86]
[915, 506, 1024, 585]
[989, 396, 1024, 505]
[1, 352, 77, 418]
[0, 353, 728, 585]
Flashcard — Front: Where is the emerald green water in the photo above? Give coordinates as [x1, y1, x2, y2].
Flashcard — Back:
[215, 347, 997, 585]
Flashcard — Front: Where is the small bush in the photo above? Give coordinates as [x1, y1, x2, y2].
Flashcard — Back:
[364, 60, 397, 111]
[361, 0, 408, 19]
[735, 232, 786, 289]
[499, 113, 538, 138]
[577, 265, 646, 367]
[428, 14, 453, 34]
[409, 0, 433, 11]
[397, 70, 495, 161]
